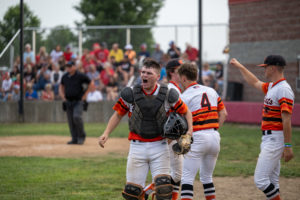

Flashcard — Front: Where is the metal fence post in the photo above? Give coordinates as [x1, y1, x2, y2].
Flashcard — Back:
[126, 28, 131, 45]
[78, 28, 82, 58]
[9, 46, 14, 70]
[32, 30, 36, 55]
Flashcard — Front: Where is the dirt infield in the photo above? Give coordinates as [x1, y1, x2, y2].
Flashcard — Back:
[0, 136, 299, 200]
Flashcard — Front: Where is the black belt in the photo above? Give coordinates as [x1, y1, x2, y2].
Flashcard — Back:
[132, 140, 144, 143]
[262, 130, 272, 135]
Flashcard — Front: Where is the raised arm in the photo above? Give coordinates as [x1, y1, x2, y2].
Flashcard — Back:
[230, 58, 264, 92]
[98, 111, 123, 148]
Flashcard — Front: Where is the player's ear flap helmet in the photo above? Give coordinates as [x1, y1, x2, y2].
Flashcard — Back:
[163, 112, 188, 139]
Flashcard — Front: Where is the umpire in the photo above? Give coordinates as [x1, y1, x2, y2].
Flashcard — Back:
[59, 61, 92, 145]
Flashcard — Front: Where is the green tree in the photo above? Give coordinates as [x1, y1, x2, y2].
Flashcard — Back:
[0, 3, 42, 55]
[74, 0, 164, 52]
[45, 26, 77, 52]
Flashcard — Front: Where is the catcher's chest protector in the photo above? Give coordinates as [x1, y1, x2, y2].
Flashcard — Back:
[129, 84, 168, 139]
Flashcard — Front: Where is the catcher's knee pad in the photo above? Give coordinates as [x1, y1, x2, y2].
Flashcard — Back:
[154, 174, 173, 200]
[122, 182, 144, 200]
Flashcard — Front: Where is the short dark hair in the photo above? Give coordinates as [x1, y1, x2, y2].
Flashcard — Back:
[143, 58, 161, 73]
[166, 59, 182, 80]
[178, 63, 198, 81]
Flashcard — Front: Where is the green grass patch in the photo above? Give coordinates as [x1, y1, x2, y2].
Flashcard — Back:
[0, 123, 299, 199]
[0, 123, 129, 138]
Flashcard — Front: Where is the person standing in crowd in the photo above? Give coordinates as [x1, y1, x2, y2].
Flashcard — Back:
[63, 45, 73, 62]
[41, 83, 54, 101]
[23, 43, 35, 64]
[35, 46, 48, 65]
[151, 43, 164, 64]
[167, 41, 181, 59]
[230, 56, 294, 200]
[59, 61, 92, 145]
[50, 45, 63, 64]
[1, 72, 13, 101]
[99, 58, 193, 200]
[184, 43, 198, 62]
[214, 62, 224, 96]
[86, 84, 103, 102]
[109, 43, 124, 63]
[124, 44, 136, 65]
[178, 63, 227, 200]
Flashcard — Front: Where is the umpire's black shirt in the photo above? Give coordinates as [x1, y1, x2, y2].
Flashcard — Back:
[61, 71, 91, 101]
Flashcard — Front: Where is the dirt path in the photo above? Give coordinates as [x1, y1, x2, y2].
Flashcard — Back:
[0, 136, 299, 200]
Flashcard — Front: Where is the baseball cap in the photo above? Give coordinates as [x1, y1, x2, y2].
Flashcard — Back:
[93, 43, 100, 48]
[169, 41, 174, 46]
[257, 55, 286, 67]
[166, 59, 183, 70]
[66, 61, 75, 67]
[125, 44, 133, 50]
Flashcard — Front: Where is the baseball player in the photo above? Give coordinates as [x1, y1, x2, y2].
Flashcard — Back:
[230, 55, 294, 200]
[178, 63, 227, 200]
[165, 59, 184, 200]
[98, 58, 193, 200]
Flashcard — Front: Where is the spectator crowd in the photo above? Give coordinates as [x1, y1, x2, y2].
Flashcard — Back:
[0, 41, 224, 102]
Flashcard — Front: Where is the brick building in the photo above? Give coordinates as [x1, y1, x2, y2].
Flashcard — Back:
[227, 0, 300, 102]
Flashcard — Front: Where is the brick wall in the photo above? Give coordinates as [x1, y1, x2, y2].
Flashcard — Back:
[228, 0, 300, 102]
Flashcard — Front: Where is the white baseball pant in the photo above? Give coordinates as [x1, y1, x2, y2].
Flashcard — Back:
[126, 139, 170, 187]
[254, 131, 284, 195]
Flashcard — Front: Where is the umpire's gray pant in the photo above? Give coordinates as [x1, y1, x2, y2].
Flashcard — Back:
[66, 101, 86, 142]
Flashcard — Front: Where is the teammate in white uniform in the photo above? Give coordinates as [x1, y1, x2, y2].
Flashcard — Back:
[166, 59, 184, 200]
[230, 55, 294, 200]
[178, 63, 227, 200]
[99, 58, 193, 200]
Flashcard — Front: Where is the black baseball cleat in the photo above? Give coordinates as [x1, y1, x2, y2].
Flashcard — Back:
[67, 140, 78, 145]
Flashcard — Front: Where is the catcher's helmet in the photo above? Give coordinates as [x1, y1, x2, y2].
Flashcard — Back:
[163, 112, 188, 139]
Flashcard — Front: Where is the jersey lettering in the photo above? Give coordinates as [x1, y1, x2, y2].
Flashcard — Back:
[201, 93, 211, 110]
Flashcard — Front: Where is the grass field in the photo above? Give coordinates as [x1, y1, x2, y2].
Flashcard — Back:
[0, 123, 299, 199]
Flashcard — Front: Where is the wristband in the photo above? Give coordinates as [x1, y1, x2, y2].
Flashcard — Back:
[284, 143, 292, 147]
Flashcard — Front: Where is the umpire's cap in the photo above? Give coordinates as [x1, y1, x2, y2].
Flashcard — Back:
[166, 59, 183, 70]
[66, 61, 75, 67]
[257, 55, 286, 67]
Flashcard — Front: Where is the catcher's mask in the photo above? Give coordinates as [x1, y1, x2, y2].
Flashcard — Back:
[163, 112, 188, 139]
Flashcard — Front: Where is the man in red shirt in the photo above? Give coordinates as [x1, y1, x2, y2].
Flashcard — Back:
[184, 43, 198, 62]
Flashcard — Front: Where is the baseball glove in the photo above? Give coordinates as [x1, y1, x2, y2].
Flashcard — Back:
[172, 134, 193, 155]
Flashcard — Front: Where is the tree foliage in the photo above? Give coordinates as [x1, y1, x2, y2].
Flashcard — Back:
[45, 26, 77, 52]
[74, 0, 164, 51]
[0, 3, 41, 53]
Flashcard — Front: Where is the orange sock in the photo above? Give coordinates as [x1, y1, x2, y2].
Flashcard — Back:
[172, 192, 179, 200]
[181, 198, 192, 200]
[271, 194, 281, 200]
[206, 195, 216, 200]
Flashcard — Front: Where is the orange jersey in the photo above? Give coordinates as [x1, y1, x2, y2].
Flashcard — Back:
[261, 78, 294, 130]
[181, 82, 225, 131]
[113, 84, 188, 142]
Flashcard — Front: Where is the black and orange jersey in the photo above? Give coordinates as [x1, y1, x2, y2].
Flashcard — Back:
[181, 82, 225, 132]
[261, 78, 294, 130]
[113, 84, 188, 142]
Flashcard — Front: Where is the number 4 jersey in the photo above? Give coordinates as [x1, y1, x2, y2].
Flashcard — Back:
[181, 82, 225, 131]
[261, 78, 294, 130]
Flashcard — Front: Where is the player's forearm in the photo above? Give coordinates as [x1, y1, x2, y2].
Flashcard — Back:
[184, 109, 193, 134]
[236, 64, 260, 88]
[103, 112, 122, 137]
[218, 108, 228, 127]
[59, 85, 66, 101]
[282, 113, 292, 143]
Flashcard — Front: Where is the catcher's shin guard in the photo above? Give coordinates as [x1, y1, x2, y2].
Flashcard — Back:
[154, 174, 173, 200]
[122, 182, 144, 200]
